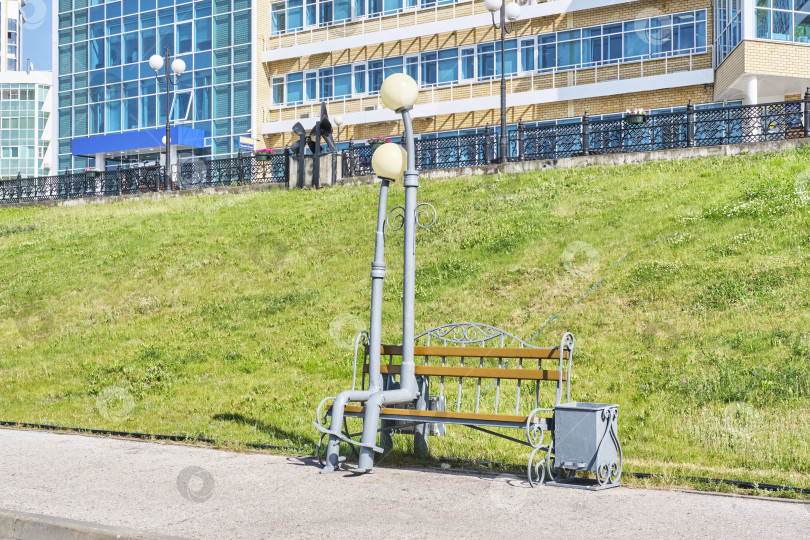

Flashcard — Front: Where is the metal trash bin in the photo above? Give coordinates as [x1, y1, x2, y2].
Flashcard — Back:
[547, 402, 623, 490]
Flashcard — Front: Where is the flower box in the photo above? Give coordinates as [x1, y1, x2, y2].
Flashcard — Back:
[256, 154, 271, 161]
[625, 113, 647, 124]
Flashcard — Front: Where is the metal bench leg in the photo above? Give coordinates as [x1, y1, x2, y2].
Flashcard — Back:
[380, 420, 395, 451]
[414, 376, 429, 458]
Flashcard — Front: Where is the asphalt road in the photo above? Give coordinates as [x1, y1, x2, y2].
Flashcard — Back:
[0, 428, 806, 539]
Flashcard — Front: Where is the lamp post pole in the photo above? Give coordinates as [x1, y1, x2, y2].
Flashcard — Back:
[150, 49, 186, 192]
[486, 0, 521, 163]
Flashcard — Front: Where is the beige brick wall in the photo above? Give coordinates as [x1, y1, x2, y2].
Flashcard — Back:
[714, 40, 810, 100]
[262, 83, 713, 147]
[263, 0, 711, 75]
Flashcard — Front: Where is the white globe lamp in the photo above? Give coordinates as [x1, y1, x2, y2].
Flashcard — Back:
[380, 73, 419, 112]
[371, 143, 407, 180]
[171, 58, 186, 75]
[149, 54, 164, 72]
[484, 0, 502, 13]
[504, 2, 521, 21]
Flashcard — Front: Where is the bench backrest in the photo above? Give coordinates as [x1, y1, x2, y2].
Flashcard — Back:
[360, 323, 574, 417]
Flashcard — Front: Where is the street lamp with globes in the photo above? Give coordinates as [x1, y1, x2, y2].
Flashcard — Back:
[149, 49, 186, 191]
[333, 115, 344, 146]
[485, 0, 521, 163]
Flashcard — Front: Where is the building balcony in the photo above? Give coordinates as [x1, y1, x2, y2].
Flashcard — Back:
[262, 47, 713, 137]
[260, 0, 640, 63]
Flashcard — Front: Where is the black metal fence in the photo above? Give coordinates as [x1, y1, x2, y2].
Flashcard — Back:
[3, 96, 809, 206]
[343, 96, 810, 177]
[0, 154, 288, 206]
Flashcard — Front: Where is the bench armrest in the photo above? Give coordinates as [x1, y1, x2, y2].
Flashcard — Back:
[560, 332, 575, 403]
[352, 331, 369, 391]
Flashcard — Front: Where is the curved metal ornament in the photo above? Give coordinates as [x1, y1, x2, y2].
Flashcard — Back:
[415, 322, 540, 350]
[595, 407, 623, 487]
[414, 202, 437, 229]
[525, 408, 552, 487]
[385, 206, 405, 231]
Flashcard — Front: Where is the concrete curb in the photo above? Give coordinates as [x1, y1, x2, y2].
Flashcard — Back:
[0, 508, 186, 540]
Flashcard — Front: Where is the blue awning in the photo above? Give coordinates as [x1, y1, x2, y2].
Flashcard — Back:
[71, 127, 207, 157]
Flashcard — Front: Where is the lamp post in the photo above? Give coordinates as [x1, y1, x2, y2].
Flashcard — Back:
[333, 115, 344, 147]
[149, 49, 186, 191]
[350, 73, 424, 473]
[485, 0, 521, 163]
[317, 80, 415, 475]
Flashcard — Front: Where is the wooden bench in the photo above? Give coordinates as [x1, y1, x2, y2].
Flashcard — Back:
[316, 323, 577, 486]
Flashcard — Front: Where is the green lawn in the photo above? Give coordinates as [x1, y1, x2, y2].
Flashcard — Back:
[1, 148, 809, 491]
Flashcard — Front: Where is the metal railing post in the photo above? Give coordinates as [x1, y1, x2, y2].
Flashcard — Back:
[284, 148, 291, 187]
[117, 165, 122, 195]
[347, 140, 355, 177]
[65, 168, 70, 199]
[484, 124, 492, 165]
[297, 132, 306, 188]
[804, 88, 810, 138]
[686, 100, 696, 148]
[582, 112, 590, 157]
[17, 173, 21, 203]
[517, 119, 525, 161]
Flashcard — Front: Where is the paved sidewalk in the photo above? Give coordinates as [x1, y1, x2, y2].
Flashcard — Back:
[0, 427, 807, 539]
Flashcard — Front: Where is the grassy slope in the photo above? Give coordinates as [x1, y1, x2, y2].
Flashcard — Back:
[1, 148, 809, 489]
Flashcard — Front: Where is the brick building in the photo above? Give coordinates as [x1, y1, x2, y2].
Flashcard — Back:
[256, 0, 810, 150]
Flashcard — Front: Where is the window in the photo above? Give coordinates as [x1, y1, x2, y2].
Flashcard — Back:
[272, 77, 285, 105]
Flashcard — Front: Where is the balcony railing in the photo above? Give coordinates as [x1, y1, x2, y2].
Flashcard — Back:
[262, 0, 542, 52]
[264, 47, 713, 125]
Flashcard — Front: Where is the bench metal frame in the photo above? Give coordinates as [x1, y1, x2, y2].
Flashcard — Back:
[315, 322, 577, 486]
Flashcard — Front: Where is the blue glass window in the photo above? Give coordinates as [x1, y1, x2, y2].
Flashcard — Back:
[461, 48, 474, 79]
[140, 11, 156, 28]
[123, 32, 138, 64]
[107, 35, 122, 66]
[141, 28, 157, 59]
[195, 87, 212, 120]
[421, 52, 437, 86]
[519, 39, 534, 72]
[90, 38, 105, 70]
[124, 98, 139, 130]
[196, 18, 213, 50]
[159, 26, 175, 54]
[286, 72, 304, 103]
[477, 43, 495, 78]
[140, 95, 156, 128]
[177, 22, 193, 53]
[438, 49, 458, 84]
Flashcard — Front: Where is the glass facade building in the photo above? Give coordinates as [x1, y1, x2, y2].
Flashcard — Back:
[1, 0, 24, 72]
[0, 73, 53, 179]
[56, 0, 253, 170]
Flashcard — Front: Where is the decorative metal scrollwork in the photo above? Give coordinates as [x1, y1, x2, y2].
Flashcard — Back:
[525, 408, 552, 487]
[385, 206, 406, 231]
[594, 407, 622, 487]
[415, 202, 437, 229]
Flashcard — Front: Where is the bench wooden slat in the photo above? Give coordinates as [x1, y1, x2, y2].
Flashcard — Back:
[371, 345, 569, 360]
[363, 363, 567, 382]
[341, 405, 550, 424]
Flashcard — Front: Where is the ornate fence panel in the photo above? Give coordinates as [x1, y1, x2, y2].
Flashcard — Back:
[414, 133, 489, 169]
[589, 111, 688, 155]
[693, 100, 803, 146]
[522, 122, 583, 160]
[352, 145, 374, 177]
